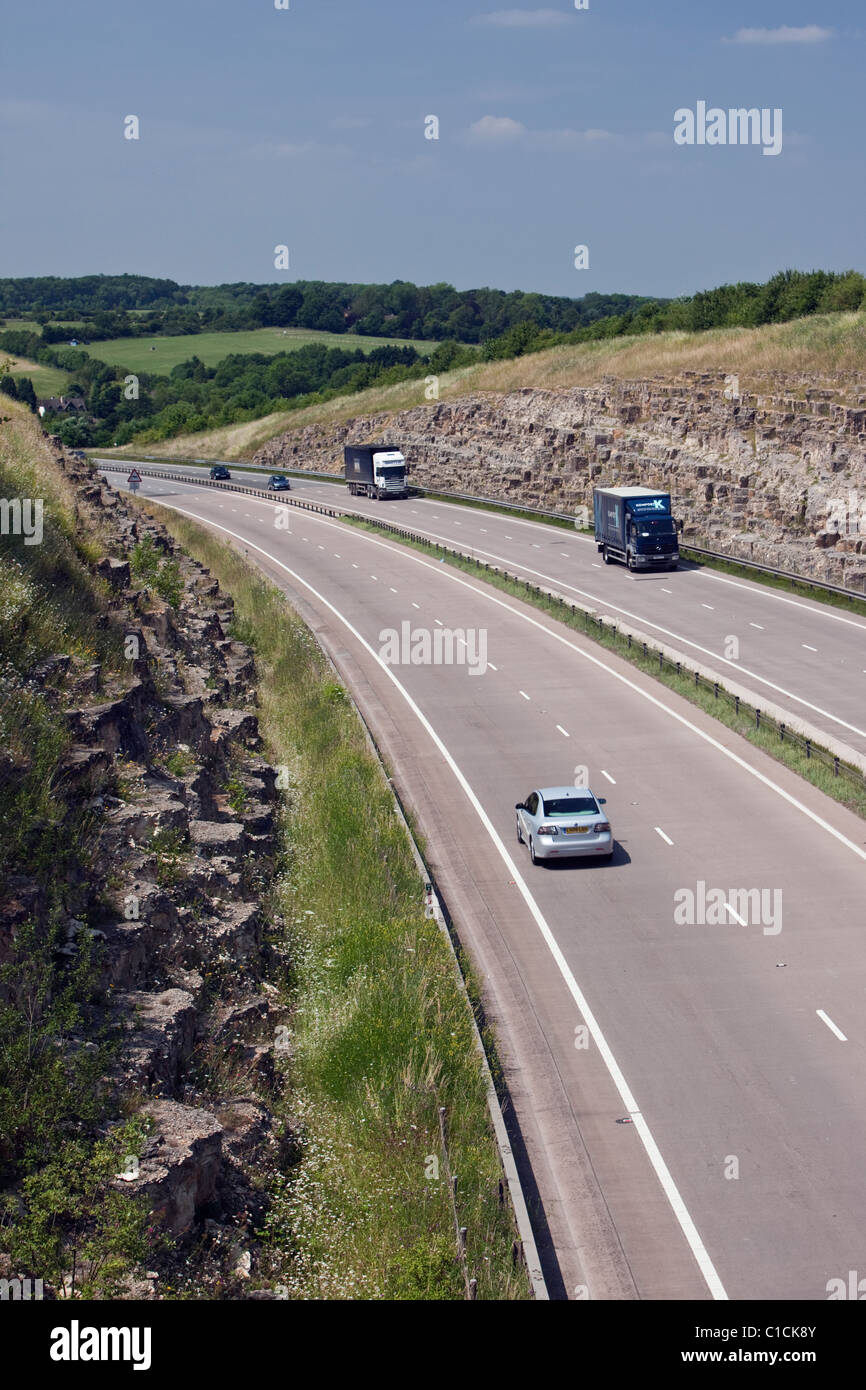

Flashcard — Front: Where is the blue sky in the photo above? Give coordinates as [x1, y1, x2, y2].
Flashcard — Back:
[1, 1, 863, 298]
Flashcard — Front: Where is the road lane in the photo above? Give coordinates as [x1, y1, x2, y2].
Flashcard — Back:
[112, 471, 866, 1300]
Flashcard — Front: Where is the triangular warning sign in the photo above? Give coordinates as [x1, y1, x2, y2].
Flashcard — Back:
[128, 469, 142, 482]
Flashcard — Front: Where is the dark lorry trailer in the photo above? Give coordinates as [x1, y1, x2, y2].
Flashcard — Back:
[344, 444, 409, 499]
[593, 486, 680, 571]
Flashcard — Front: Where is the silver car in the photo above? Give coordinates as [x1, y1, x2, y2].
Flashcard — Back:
[515, 785, 613, 864]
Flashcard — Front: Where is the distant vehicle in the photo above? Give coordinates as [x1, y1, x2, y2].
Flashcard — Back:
[267, 474, 291, 491]
[344, 443, 409, 499]
[209, 465, 231, 480]
[515, 786, 613, 864]
[70, 449, 86, 461]
[593, 486, 680, 572]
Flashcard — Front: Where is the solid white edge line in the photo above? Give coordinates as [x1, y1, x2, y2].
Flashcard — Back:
[816, 1010, 848, 1042]
[344, 515, 866, 742]
[153, 496, 730, 1300]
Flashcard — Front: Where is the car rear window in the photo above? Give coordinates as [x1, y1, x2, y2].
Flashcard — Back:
[542, 796, 599, 816]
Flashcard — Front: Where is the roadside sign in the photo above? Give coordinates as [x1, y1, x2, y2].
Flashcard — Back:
[128, 468, 141, 493]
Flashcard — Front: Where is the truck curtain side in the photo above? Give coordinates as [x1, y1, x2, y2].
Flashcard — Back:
[593, 486, 679, 572]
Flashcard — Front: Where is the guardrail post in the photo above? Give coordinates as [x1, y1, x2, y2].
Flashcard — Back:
[756, 709, 761, 731]
[806, 740, 811, 759]
[834, 756, 840, 776]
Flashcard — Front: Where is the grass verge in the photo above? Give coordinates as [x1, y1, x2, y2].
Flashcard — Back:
[137, 498, 530, 1301]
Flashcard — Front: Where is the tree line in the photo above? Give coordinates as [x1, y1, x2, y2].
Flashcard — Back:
[2, 268, 864, 449]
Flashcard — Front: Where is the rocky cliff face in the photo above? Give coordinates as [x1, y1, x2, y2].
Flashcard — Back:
[0, 442, 292, 1296]
[253, 370, 866, 587]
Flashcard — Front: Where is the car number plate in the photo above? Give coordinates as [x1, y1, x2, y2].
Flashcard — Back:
[565, 826, 590, 834]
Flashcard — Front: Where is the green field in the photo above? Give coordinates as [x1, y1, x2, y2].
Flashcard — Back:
[74, 326, 438, 375]
[8, 359, 72, 395]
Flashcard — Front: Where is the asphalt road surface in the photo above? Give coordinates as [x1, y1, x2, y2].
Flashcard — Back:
[105, 467, 866, 1302]
[106, 460, 866, 761]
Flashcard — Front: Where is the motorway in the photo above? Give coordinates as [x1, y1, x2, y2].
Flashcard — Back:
[105, 465, 866, 1301]
[110, 461, 866, 762]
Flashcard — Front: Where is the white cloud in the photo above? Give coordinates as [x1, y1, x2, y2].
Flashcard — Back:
[468, 114, 527, 139]
[726, 25, 833, 44]
[474, 8, 571, 28]
[467, 116, 659, 153]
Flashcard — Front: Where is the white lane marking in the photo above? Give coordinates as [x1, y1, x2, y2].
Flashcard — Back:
[519, 690, 531, 701]
[560, 552, 570, 557]
[411, 509, 418, 514]
[701, 604, 714, 610]
[816, 1010, 848, 1042]
[601, 770, 616, 784]
[505, 535, 513, 540]
[480, 528, 488, 532]
[393, 536, 866, 741]
[532, 543, 541, 549]
[412, 601, 420, 609]
[488, 662, 498, 671]
[454, 521, 461, 526]
[390, 587, 398, 593]
[302, 537, 309, 542]
[318, 544, 325, 550]
[155, 490, 866, 874]
[556, 725, 570, 738]
[724, 901, 747, 926]
[334, 553, 341, 558]
[435, 618, 443, 625]
[370, 575, 378, 581]
[591, 563, 601, 568]
[655, 827, 674, 846]
[802, 644, 817, 652]
[154, 499, 729, 1302]
[696, 569, 866, 632]
[661, 587, 672, 594]
[750, 623, 764, 630]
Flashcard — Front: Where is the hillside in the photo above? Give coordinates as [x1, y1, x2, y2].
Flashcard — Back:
[115, 310, 866, 463]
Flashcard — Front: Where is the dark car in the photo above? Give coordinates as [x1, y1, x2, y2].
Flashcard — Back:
[210, 465, 231, 480]
[267, 474, 291, 491]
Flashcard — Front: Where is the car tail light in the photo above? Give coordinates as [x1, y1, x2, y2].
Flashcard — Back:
[595, 822, 611, 833]
[538, 824, 559, 836]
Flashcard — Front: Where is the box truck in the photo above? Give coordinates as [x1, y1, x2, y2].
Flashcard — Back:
[593, 486, 680, 571]
[344, 444, 409, 499]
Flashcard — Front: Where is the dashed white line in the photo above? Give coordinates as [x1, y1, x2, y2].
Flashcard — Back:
[802, 644, 817, 652]
[370, 575, 378, 581]
[531, 544, 541, 549]
[724, 901, 747, 926]
[655, 827, 674, 846]
[556, 725, 570, 738]
[488, 662, 498, 671]
[661, 587, 672, 594]
[390, 586, 398, 593]
[480, 528, 488, 533]
[749, 623, 764, 630]
[816, 1009, 848, 1042]
[701, 604, 714, 610]
[412, 601, 420, 609]
[351, 561, 358, 567]
[435, 618, 443, 626]
[519, 690, 531, 701]
[560, 552, 570, 557]
[601, 770, 616, 784]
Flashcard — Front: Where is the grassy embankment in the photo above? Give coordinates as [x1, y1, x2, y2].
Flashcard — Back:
[103, 309, 866, 463]
[0, 400, 153, 1295]
[133, 494, 529, 1300]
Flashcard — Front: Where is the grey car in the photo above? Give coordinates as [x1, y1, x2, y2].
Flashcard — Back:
[515, 785, 613, 864]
